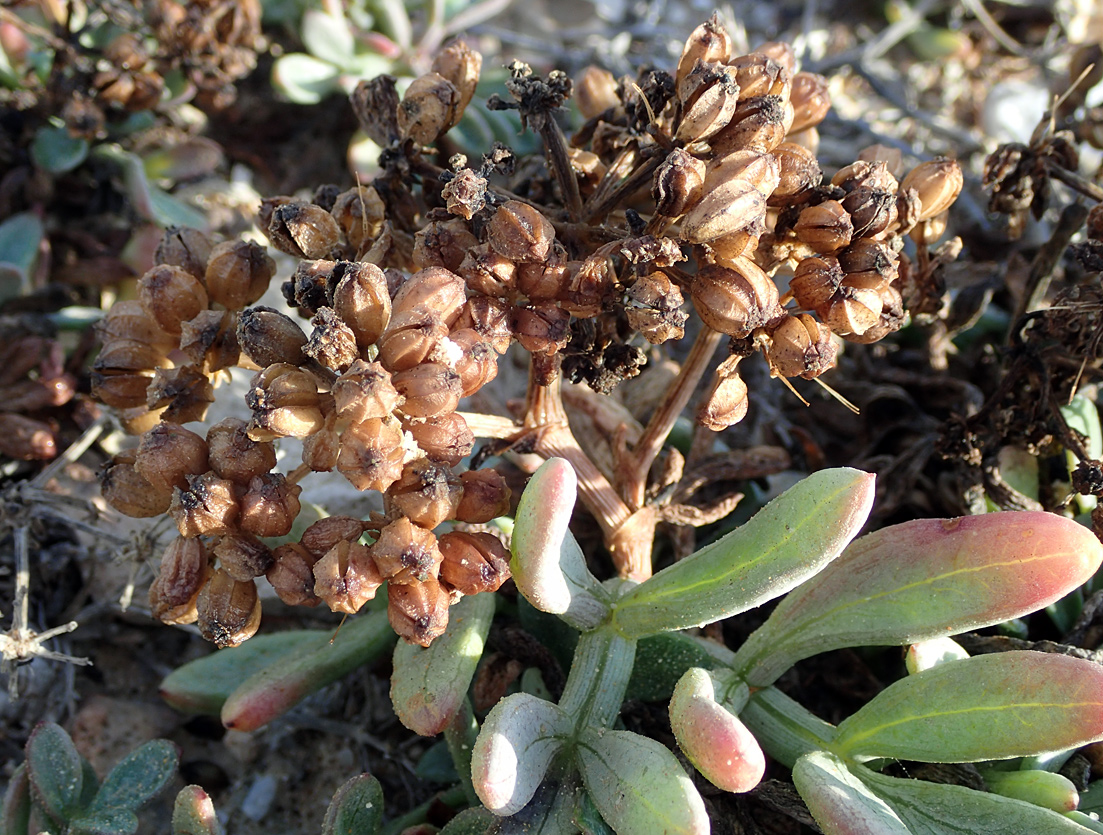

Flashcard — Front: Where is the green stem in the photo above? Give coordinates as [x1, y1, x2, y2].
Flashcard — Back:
[739, 686, 837, 769]
[558, 626, 637, 732]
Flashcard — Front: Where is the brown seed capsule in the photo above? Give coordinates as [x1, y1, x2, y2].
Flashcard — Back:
[625, 272, 688, 344]
[236, 306, 307, 369]
[333, 360, 402, 423]
[245, 363, 326, 441]
[90, 371, 152, 411]
[702, 150, 781, 199]
[155, 226, 212, 279]
[372, 517, 443, 584]
[134, 422, 209, 493]
[691, 258, 782, 338]
[332, 261, 391, 349]
[388, 577, 450, 647]
[170, 472, 240, 538]
[313, 540, 383, 614]
[788, 72, 831, 134]
[336, 418, 406, 493]
[676, 63, 740, 143]
[728, 54, 790, 100]
[377, 310, 450, 373]
[654, 149, 707, 218]
[821, 281, 884, 337]
[102, 449, 174, 518]
[832, 160, 899, 194]
[838, 239, 898, 288]
[698, 360, 749, 431]
[386, 458, 463, 529]
[442, 168, 490, 221]
[303, 307, 359, 372]
[750, 41, 797, 76]
[676, 14, 732, 91]
[138, 264, 209, 336]
[517, 244, 570, 302]
[709, 94, 793, 156]
[456, 469, 512, 523]
[331, 185, 386, 254]
[238, 473, 302, 538]
[680, 178, 766, 244]
[445, 329, 498, 397]
[286, 259, 336, 316]
[455, 244, 516, 298]
[431, 39, 482, 121]
[794, 200, 853, 253]
[487, 201, 555, 263]
[0, 414, 57, 461]
[179, 309, 240, 373]
[398, 72, 460, 145]
[266, 542, 321, 607]
[900, 158, 963, 222]
[197, 569, 261, 648]
[268, 202, 341, 259]
[301, 516, 368, 558]
[94, 338, 171, 375]
[510, 304, 571, 355]
[350, 75, 401, 147]
[392, 363, 463, 418]
[764, 313, 837, 379]
[453, 296, 513, 354]
[392, 267, 468, 324]
[841, 283, 904, 344]
[771, 142, 822, 204]
[413, 220, 479, 273]
[213, 533, 274, 582]
[438, 531, 511, 595]
[145, 365, 216, 425]
[204, 240, 276, 311]
[206, 417, 277, 486]
[575, 65, 620, 119]
[405, 412, 474, 466]
[95, 300, 177, 354]
[790, 255, 844, 312]
[150, 536, 211, 625]
[841, 187, 898, 238]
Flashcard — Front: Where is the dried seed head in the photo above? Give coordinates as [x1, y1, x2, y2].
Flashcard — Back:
[388, 577, 450, 647]
[170, 472, 240, 537]
[841, 187, 898, 238]
[510, 304, 571, 355]
[206, 417, 277, 485]
[709, 94, 792, 155]
[575, 65, 620, 119]
[392, 362, 464, 418]
[838, 239, 898, 287]
[431, 40, 482, 118]
[145, 365, 215, 424]
[179, 309, 240, 373]
[213, 533, 274, 582]
[102, 449, 174, 517]
[625, 272, 688, 343]
[772, 142, 822, 204]
[453, 296, 513, 354]
[439, 531, 511, 595]
[413, 220, 479, 273]
[134, 422, 209, 493]
[386, 459, 463, 529]
[155, 226, 212, 279]
[377, 311, 450, 373]
[449, 329, 500, 397]
[197, 569, 261, 648]
[675, 63, 740, 143]
[285, 259, 335, 317]
[150, 536, 210, 625]
[794, 200, 854, 253]
[268, 202, 341, 259]
[487, 201, 555, 263]
[442, 169, 489, 221]
[304, 307, 359, 372]
[204, 240, 276, 311]
[392, 267, 468, 324]
[900, 158, 963, 222]
[406, 412, 474, 466]
[790, 255, 845, 312]
[788, 72, 831, 134]
[239, 472, 302, 538]
[457, 244, 516, 298]
[333, 360, 402, 423]
[728, 54, 790, 100]
[398, 72, 460, 145]
[96, 300, 177, 354]
[653, 149, 707, 218]
[314, 540, 384, 614]
[331, 185, 386, 254]
[301, 515, 368, 558]
[832, 160, 899, 194]
[350, 75, 400, 147]
[332, 261, 391, 349]
[698, 362, 749, 431]
[751, 41, 797, 75]
[245, 363, 326, 441]
[236, 306, 307, 368]
[336, 417, 406, 492]
[680, 178, 766, 244]
[373, 517, 444, 583]
[841, 282, 904, 344]
[764, 313, 837, 379]
[676, 15, 732, 90]
[456, 468, 512, 523]
[691, 258, 782, 338]
[267, 542, 321, 607]
[138, 265, 209, 336]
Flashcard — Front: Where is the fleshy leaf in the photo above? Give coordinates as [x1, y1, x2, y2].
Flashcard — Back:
[905, 636, 969, 675]
[740, 686, 838, 769]
[87, 739, 178, 814]
[301, 8, 355, 64]
[734, 512, 1103, 686]
[70, 808, 138, 835]
[320, 774, 384, 835]
[31, 125, 88, 174]
[576, 727, 709, 835]
[833, 651, 1103, 762]
[1, 763, 30, 835]
[611, 468, 875, 638]
[392, 593, 494, 736]
[792, 751, 910, 835]
[471, 693, 568, 816]
[984, 769, 1079, 813]
[26, 722, 86, 823]
[272, 53, 342, 104]
[437, 807, 498, 834]
[220, 610, 395, 731]
[171, 785, 221, 835]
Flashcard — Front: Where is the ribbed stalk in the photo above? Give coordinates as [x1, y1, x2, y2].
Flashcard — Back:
[559, 626, 637, 732]
[739, 685, 837, 769]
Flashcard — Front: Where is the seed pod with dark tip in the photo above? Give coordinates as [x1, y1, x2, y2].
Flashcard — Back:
[431, 40, 482, 122]
[373, 517, 444, 584]
[751, 41, 796, 75]
[197, 569, 261, 648]
[398, 72, 460, 145]
[134, 422, 209, 493]
[392, 363, 463, 418]
[653, 149, 706, 218]
[788, 72, 830, 134]
[790, 255, 844, 312]
[301, 516, 369, 558]
[676, 14, 732, 91]
[517, 245, 569, 302]
[510, 304, 571, 355]
[267, 542, 321, 607]
[102, 449, 174, 518]
[377, 311, 450, 373]
[728, 54, 789, 100]
[794, 200, 853, 253]
[575, 65, 620, 119]
[771, 142, 822, 204]
[405, 412, 474, 466]
[680, 178, 766, 244]
[239, 472, 302, 538]
[314, 540, 384, 614]
[245, 363, 326, 441]
[698, 360, 749, 431]
[413, 220, 479, 273]
[702, 150, 780, 198]
[765, 313, 837, 379]
[336, 417, 405, 493]
[304, 307, 359, 372]
[832, 160, 899, 194]
[155, 226, 212, 279]
[90, 370, 153, 410]
[268, 202, 341, 259]
[676, 63, 740, 143]
[213, 533, 274, 582]
[179, 310, 240, 373]
[350, 75, 400, 147]
[456, 245, 516, 299]
[838, 240, 898, 288]
[386, 459, 463, 529]
[821, 282, 884, 337]
[206, 417, 277, 485]
[96, 300, 177, 354]
[456, 469, 512, 523]
[691, 258, 782, 338]
[331, 185, 385, 254]
[286, 259, 335, 317]
[625, 272, 688, 344]
[453, 296, 513, 354]
[150, 536, 211, 625]
[145, 365, 215, 425]
[487, 201, 555, 263]
[448, 329, 499, 397]
[204, 240, 276, 311]
[841, 187, 898, 238]
[392, 267, 468, 325]
[900, 158, 963, 222]
[170, 472, 240, 538]
[709, 94, 793, 156]
[333, 360, 402, 423]
[236, 306, 307, 369]
[389, 577, 450, 647]
[841, 283, 905, 344]
[439, 531, 511, 595]
[332, 261, 391, 349]
[138, 265, 209, 336]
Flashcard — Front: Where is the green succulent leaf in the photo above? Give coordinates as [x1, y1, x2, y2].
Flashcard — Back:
[86, 739, 178, 815]
[1, 763, 31, 835]
[31, 124, 88, 174]
[733, 512, 1103, 686]
[576, 727, 709, 835]
[272, 53, 342, 104]
[740, 686, 838, 769]
[792, 750, 909, 835]
[437, 807, 498, 834]
[833, 651, 1103, 763]
[983, 769, 1079, 813]
[0, 211, 44, 301]
[611, 468, 875, 638]
[171, 785, 221, 835]
[320, 774, 384, 835]
[70, 808, 139, 835]
[26, 722, 87, 823]
[301, 8, 355, 64]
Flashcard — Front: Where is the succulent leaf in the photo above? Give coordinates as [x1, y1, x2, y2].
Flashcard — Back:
[320, 774, 385, 835]
[171, 785, 221, 835]
[26, 722, 87, 824]
[792, 751, 910, 835]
